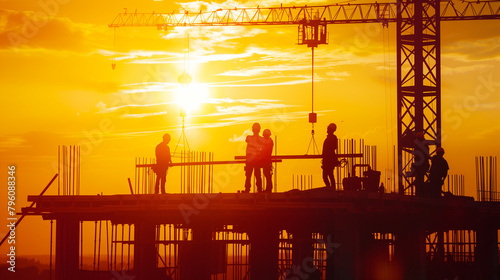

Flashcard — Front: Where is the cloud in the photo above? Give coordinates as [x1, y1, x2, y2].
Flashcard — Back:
[216, 104, 282, 114]
[326, 71, 350, 77]
[122, 111, 167, 118]
[207, 97, 280, 104]
[0, 136, 27, 152]
[177, 0, 331, 12]
[0, 8, 94, 51]
[442, 64, 494, 76]
[0, 131, 68, 157]
[212, 46, 381, 77]
[97, 49, 180, 63]
[218, 64, 309, 76]
[229, 129, 252, 142]
[443, 37, 500, 61]
[210, 76, 317, 87]
[480, 102, 500, 110]
[469, 124, 500, 140]
[163, 26, 267, 48]
[119, 82, 177, 94]
[97, 102, 174, 114]
[128, 51, 255, 64]
[208, 98, 296, 114]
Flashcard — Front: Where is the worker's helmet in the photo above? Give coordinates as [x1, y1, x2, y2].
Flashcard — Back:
[436, 147, 445, 155]
[163, 133, 171, 141]
[327, 123, 337, 133]
[252, 123, 261, 133]
[416, 132, 425, 139]
[263, 129, 271, 137]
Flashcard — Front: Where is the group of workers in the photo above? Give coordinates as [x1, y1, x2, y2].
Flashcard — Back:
[242, 122, 339, 193]
[243, 123, 274, 193]
[152, 124, 449, 197]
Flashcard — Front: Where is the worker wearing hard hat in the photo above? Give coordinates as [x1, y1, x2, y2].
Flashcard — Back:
[322, 123, 339, 189]
[154, 133, 173, 194]
[428, 147, 449, 198]
[243, 123, 264, 193]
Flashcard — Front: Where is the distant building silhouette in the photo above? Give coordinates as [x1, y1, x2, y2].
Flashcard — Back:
[154, 133, 173, 194]
[322, 123, 339, 189]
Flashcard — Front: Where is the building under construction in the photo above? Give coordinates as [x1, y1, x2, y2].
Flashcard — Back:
[20, 174, 500, 280]
[14, 142, 500, 280]
[5, 0, 500, 279]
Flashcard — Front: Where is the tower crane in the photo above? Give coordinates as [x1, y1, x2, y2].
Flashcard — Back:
[110, 0, 500, 195]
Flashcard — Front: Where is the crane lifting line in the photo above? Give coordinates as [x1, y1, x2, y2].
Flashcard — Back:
[173, 31, 192, 158]
[111, 27, 117, 70]
[306, 45, 320, 155]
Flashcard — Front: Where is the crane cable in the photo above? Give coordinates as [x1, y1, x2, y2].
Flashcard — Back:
[306, 45, 320, 155]
[382, 23, 394, 192]
[173, 30, 192, 158]
[112, 27, 117, 70]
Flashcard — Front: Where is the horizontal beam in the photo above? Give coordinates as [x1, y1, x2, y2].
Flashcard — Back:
[136, 159, 282, 168]
[109, 1, 500, 28]
[234, 153, 363, 160]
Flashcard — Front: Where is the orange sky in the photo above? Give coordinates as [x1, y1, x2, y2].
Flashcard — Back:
[1, 0, 500, 258]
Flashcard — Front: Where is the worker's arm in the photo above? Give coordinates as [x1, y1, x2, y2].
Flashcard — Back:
[441, 170, 448, 182]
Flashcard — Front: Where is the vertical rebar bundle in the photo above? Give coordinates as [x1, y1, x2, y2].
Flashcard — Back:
[180, 151, 214, 194]
[134, 151, 214, 194]
[476, 156, 498, 202]
[292, 174, 313, 190]
[58, 145, 81, 195]
[445, 174, 465, 196]
[426, 230, 476, 263]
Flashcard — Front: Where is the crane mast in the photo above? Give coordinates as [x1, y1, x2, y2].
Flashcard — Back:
[110, 0, 500, 195]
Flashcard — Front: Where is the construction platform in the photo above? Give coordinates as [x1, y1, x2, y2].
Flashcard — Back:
[23, 189, 500, 280]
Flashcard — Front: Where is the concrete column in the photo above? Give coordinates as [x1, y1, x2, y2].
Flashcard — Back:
[331, 217, 369, 280]
[476, 225, 499, 280]
[292, 229, 314, 268]
[181, 225, 212, 280]
[55, 217, 79, 280]
[395, 223, 426, 280]
[134, 221, 157, 280]
[249, 227, 279, 280]
[290, 229, 322, 279]
[324, 223, 335, 280]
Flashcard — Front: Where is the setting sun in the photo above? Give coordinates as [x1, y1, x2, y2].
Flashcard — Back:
[175, 82, 209, 115]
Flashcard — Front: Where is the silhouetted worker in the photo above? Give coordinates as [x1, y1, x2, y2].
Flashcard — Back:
[262, 129, 274, 193]
[413, 132, 431, 196]
[154, 133, 173, 194]
[322, 123, 339, 188]
[244, 123, 264, 193]
[428, 147, 449, 198]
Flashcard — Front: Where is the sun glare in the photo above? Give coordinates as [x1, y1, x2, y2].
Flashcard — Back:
[175, 83, 209, 115]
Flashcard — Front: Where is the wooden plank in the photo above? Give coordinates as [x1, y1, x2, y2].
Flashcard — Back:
[234, 153, 363, 160]
[136, 159, 282, 168]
